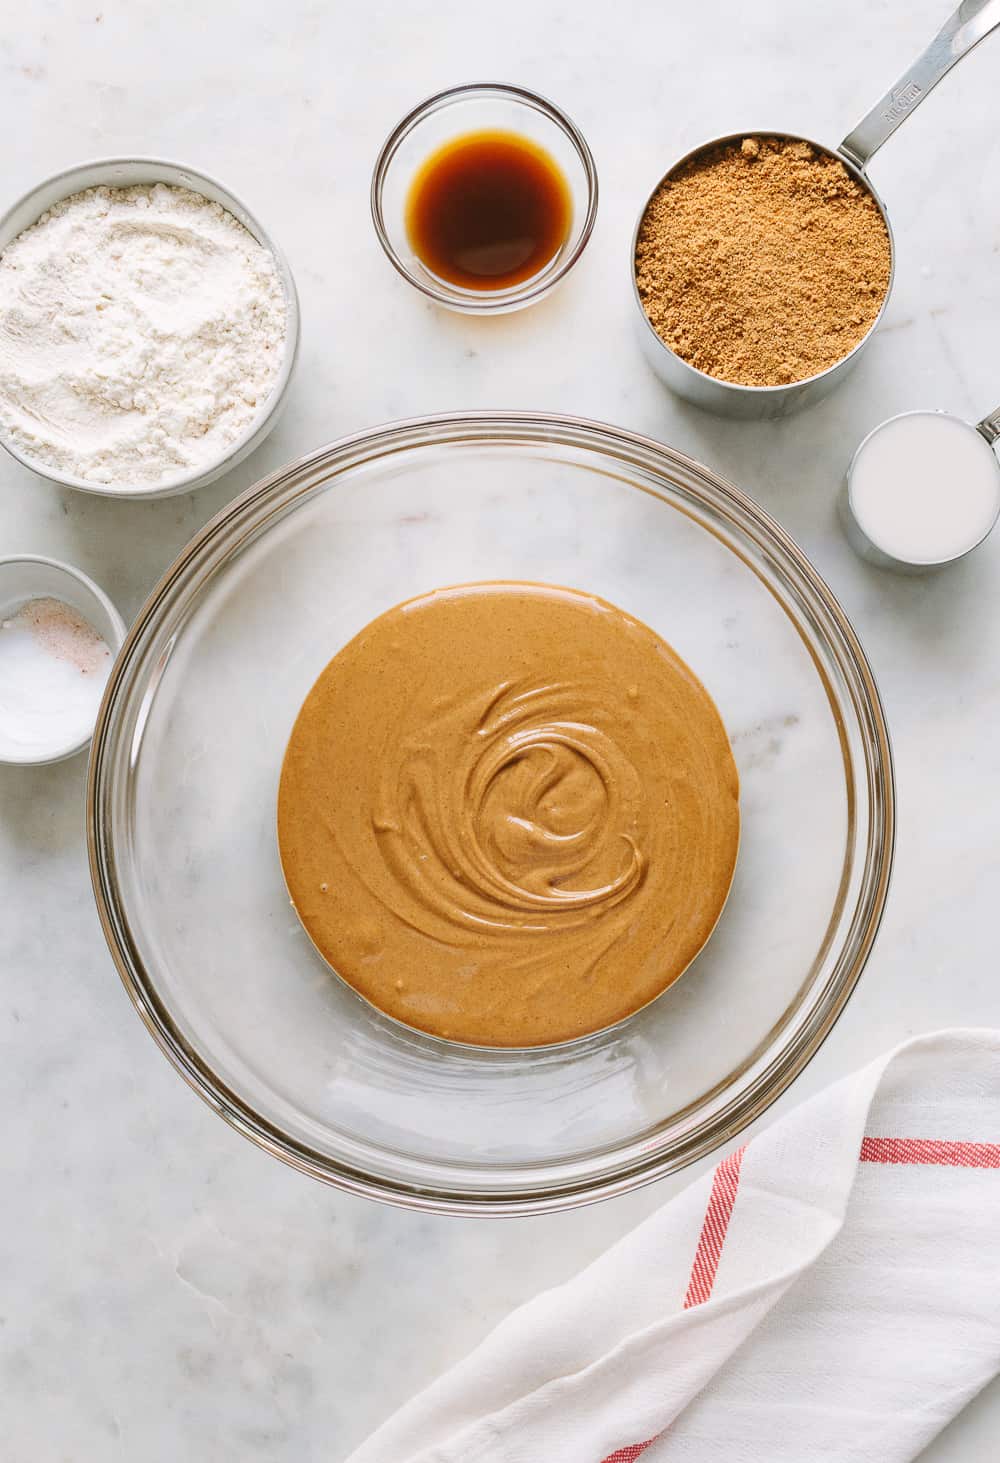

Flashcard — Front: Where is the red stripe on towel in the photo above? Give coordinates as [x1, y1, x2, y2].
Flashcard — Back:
[682, 1144, 746, 1310]
[860, 1137, 1000, 1167]
[602, 1134, 1000, 1463]
[600, 1147, 748, 1462]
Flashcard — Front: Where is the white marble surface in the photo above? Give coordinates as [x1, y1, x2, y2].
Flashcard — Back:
[2, 0, 999, 1457]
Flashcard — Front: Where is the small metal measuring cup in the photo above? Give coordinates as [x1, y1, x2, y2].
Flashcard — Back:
[841, 403, 1000, 572]
[632, 0, 1000, 419]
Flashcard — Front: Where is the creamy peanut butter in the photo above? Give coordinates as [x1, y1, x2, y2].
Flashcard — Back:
[277, 583, 739, 1047]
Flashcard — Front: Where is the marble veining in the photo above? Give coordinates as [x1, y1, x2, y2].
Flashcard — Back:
[2, 1, 999, 1458]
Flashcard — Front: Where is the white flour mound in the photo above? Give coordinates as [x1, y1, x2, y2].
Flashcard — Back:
[0, 182, 288, 487]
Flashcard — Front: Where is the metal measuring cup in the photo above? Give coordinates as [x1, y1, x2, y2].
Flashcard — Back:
[840, 403, 1000, 572]
[631, 0, 1000, 419]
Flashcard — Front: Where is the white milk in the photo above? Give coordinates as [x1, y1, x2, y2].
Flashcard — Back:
[849, 411, 1000, 565]
[0, 597, 112, 761]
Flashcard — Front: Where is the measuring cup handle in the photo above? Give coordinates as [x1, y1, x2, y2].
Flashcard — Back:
[978, 406, 1000, 445]
[839, 0, 1000, 170]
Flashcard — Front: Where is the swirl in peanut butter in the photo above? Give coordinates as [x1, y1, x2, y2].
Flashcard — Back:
[376, 679, 645, 935]
[278, 583, 739, 1047]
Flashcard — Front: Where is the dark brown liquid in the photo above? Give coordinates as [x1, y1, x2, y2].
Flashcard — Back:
[405, 129, 572, 292]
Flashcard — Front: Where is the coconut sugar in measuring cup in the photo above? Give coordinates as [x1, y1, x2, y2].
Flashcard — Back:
[632, 0, 1000, 418]
[841, 402, 1000, 573]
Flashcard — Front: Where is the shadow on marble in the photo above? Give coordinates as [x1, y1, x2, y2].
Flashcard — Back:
[845, 534, 999, 660]
[410, 255, 595, 349]
[0, 752, 88, 856]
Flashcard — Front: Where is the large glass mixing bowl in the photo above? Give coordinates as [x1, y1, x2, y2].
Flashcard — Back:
[88, 413, 894, 1214]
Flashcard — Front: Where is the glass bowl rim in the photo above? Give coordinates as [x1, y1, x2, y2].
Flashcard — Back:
[87, 410, 895, 1215]
[370, 82, 600, 312]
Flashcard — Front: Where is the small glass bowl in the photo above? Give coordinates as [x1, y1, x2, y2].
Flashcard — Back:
[371, 83, 598, 314]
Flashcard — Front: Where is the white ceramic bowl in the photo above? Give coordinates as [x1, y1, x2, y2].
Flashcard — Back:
[0, 554, 126, 765]
[0, 157, 301, 500]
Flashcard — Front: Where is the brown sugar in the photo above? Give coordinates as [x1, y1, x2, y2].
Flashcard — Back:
[634, 137, 892, 388]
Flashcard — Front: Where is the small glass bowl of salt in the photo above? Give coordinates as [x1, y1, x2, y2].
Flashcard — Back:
[0, 556, 125, 765]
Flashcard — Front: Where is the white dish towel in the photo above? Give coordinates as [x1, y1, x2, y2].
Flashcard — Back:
[348, 1029, 1000, 1463]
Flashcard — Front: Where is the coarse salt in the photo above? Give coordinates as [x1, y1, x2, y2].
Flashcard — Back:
[0, 597, 112, 758]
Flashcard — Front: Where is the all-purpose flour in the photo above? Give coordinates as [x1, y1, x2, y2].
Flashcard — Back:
[0, 183, 288, 487]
